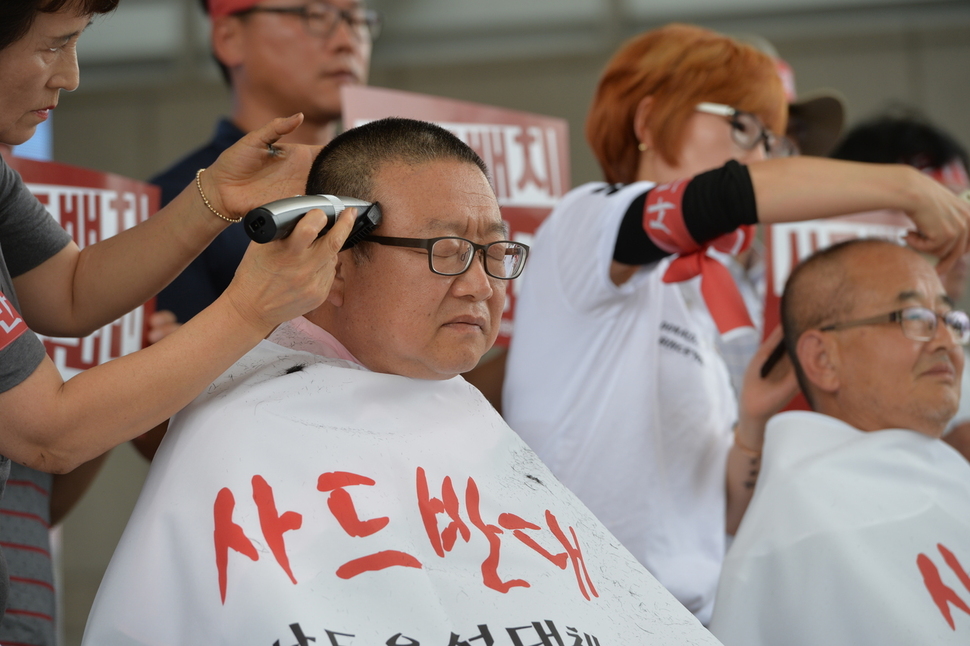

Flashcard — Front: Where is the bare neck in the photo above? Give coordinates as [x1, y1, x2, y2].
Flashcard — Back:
[634, 151, 680, 185]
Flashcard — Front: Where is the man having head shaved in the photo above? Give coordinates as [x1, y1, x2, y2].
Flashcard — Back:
[82, 118, 724, 646]
[710, 239, 970, 645]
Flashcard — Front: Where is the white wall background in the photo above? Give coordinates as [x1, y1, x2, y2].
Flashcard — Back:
[49, 1, 970, 643]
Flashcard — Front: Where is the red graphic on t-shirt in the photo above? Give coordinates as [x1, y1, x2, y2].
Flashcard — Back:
[643, 179, 694, 254]
[212, 468, 598, 603]
[417, 470, 471, 556]
[918, 543, 970, 630]
[317, 471, 389, 537]
[464, 476, 529, 593]
[499, 513, 568, 569]
[319, 470, 422, 580]
[0, 290, 28, 352]
[335, 550, 423, 579]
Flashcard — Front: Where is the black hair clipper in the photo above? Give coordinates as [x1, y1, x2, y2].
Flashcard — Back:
[244, 195, 382, 250]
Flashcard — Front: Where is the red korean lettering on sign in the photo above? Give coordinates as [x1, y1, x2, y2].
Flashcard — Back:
[512, 127, 547, 194]
[417, 471, 470, 556]
[3, 150, 160, 374]
[462, 475, 528, 593]
[496, 510, 598, 601]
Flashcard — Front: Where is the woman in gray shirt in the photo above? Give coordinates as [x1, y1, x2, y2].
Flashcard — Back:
[0, 0, 357, 619]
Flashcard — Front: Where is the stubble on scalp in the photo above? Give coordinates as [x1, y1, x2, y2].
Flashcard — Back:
[781, 238, 906, 405]
[305, 117, 493, 264]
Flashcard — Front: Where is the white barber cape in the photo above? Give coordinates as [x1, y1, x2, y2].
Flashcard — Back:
[710, 411, 970, 646]
[83, 319, 720, 646]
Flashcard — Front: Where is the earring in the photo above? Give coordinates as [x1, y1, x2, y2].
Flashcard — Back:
[638, 142, 649, 152]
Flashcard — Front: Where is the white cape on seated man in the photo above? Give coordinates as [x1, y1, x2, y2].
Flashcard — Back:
[710, 239, 970, 646]
[81, 118, 721, 646]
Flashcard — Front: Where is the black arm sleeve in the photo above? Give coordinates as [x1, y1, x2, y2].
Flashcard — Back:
[612, 160, 758, 265]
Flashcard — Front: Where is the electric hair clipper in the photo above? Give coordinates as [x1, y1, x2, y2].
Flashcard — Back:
[244, 195, 382, 250]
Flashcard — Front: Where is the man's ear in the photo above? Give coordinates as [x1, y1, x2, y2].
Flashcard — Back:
[633, 95, 655, 150]
[325, 254, 347, 308]
[796, 330, 841, 394]
[211, 15, 245, 70]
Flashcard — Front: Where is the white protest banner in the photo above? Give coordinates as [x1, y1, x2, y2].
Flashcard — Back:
[82, 329, 722, 646]
[764, 210, 912, 321]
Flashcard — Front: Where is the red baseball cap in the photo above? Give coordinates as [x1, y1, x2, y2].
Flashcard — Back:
[208, 0, 262, 19]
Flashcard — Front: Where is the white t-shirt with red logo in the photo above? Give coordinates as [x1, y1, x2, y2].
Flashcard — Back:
[504, 181, 737, 625]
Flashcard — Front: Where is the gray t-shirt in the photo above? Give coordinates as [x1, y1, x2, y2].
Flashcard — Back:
[0, 154, 72, 619]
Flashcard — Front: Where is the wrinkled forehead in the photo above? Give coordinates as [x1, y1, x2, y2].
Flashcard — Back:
[372, 158, 504, 238]
[842, 243, 947, 310]
[419, 215, 508, 239]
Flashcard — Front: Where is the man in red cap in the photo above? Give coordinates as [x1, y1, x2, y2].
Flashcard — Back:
[146, 0, 379, 340]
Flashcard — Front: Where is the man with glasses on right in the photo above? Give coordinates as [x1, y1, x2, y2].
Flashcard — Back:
[710, 238, 970, 646]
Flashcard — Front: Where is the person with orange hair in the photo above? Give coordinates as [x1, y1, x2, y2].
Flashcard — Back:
[503, 23, 970, 624]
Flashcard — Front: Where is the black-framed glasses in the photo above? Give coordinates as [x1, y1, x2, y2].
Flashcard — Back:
[820, 306, 970, 345]
[364, 235, 530, 280]
[696, 102, 796, 159]
[233, 3, 382, 41]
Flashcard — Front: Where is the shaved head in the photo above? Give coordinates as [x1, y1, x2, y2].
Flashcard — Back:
[781, 238, 962, 436]
[781, 239, 902, 404]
